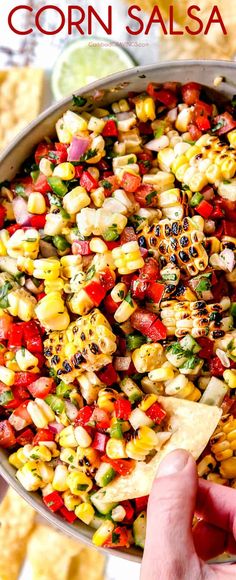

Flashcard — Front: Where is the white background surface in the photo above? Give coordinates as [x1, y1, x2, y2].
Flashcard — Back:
[0, 1, 159, 577]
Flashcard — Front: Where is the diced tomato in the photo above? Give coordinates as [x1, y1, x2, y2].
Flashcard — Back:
[80, 171, 98, 192]
[97, 364, 118, 386]
[126, 360, 136, 376]
[102, 119, 118, 138]
[72, 240, 92, 255]
[8, 322, 24, 349]
[105, 240, 121, 251]
[195, 116, 211, 131]
[213, 112, 236, 135]
[163, 81, 179, 93]
[23, 320, 43, 354]
[101, 455, 135, 476]
[146, 282, 165, 303]
[43, 491, 64, 512]
[146, 82, 160, 99]
[33, 173, 51, 194]
[154, 89, 177, 108]
[14, 372, 40, 388]
[134, 184, 157, 207]
[146, 402, 166, 424]
[59, 506, 77, 523]
[181, 82, 201, 105]
[0, 351, 5, 366]
[37, 292, 46, 302]
[75, 405, 94, 427]
[134, 496, 149, 513]
[0, 420, 16, 448]
[104, 526, 130, 548]
[12, 384, 29, 401]
[221, 395, 235, 416]
[195, 100, 213, 118]
[35, 142, 53, 165]
[120, 274, 133, 288]
[27, 377, 54, 399]
[11, 176, 34, 196]
[99, 175, 119, 195]
[121, 172, 141, 194]
[114, 398, 132, 420]
[7, 224, 22, 236]
[197, 337, 214, 359]
[131, 309, 156, 334]
[74, 164, 84, 179]
[212, 276, 228, 302]
[147, 318, 167, 341]
[209, 356, 226, 377]
[139, 257, 160, 281]
[120, 227, 137, 244]
[188, 124, 202, 141]
[137, 149, 153, 174]
[90, 407, 111, 431]
[33, 428, 55, 445]
[217, 198, 236, 222]
[9, 401, 32, 430]
[0, 313, 13, 340]
[196, 200, 213, 219]
[48, 149, 68, 165]
[84, 281, 106, 306]
[121, 500, 134, 523]
[211, 206, 225, 220]
[131, 275, 149, 300]
[222, 220, 236, 236]
[92, 431, 109, 452]
[104, 294, 120, 314]
[99, 268, 115, 291]
[16, 428, 34, 446]
[30, 214, 46, 229]
[0, 205, 6, 228]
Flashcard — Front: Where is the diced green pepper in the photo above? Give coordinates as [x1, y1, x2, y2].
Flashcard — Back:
[0, 389, 14, 405]
[48, 176, 68, 197]
[190, 192, 203, 208]
[45, 394, 65, 414]
[53, 235, 70, 252]
[126, 333, 146, 351]
[110, 420, 123, 439]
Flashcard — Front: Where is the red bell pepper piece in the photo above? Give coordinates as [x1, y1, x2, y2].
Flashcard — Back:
[0, 420, 16, 448]
[8, 322, 24, 349]
[74, 164, 84, 179]
[9, 401, 32, 430]
[146, 402, 166, 424]
[146, 282, 165, 303]
[7, 224, 22, 236]
[33, 428, 55, 445]
[37, 292, 46, 302]
[80, 171, 98, 192]
[195, 100, 213, 118]
[84, 281, 106, 306]
[75, 405, 94, 427]
[14, 372, 40, 388]
[99, 268, 115, 291]
[0, 313, 13, 340]
[196, 200, 213, 219]
[35, 142, 53, 165]
[43, 491, 64, 512]
[181, 82, 201, 105]
[90, 407, 111, 431]
[114, 398, 132, 420]
[33, 174, 51, 194]
[154, 89, 177, 108]
[0, 205, 6, 228]
[222, 220, 236, 236]
[134, 496, 149, 513]
[121, 500, 134, 523]
[139, 257, 160, 281]
[131, 276, 149, 300]
[147, 318, 167, 341]
[104, 294, 120, 314]
[188, 124, 202, 141]
[102, 119, 118, 137]
[101, 455, 135, 476]
[97, 364, 118, 386]
[13, 384, 29, 400]
[197, 337, 214, 359]
[195, 116, 211, 131]
[23, 320, 43, 353]
[134, 184, 157, 207]
[120, 227, 137, 245]
[30, 214, 46, 229]
[209, 356, 226, 377]
[131, 309, 157, 334]
[16, 428, 34, 446]
[211, 206, 224, 220]
[92, 431, 109, 452]
[72, 240, 92, 255]
[105, 240, 121, 251]
[213, 112, 236, 135]
[59, 506, 77, 523]
[137, 149, 153, 174]
[27, 377, 54, 399]
[103, 526, 130, 548]
[121, 172, 142, 194]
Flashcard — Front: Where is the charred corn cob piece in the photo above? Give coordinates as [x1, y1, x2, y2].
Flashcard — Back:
[138, 217, 208, 277]
[158, 188, 190, 220]
[160, 297, 232, 339]
[211, 417, 236, 474]
[44, 308, 117, 383]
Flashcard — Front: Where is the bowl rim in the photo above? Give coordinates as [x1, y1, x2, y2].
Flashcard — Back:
[1, 59, 236, 564]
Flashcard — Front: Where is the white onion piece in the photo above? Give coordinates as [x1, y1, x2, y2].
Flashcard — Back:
[9, 414, 27, 431]
[115, 112, 134, 121]
[145, 135, 169, 151]
[114, 356, 131, 371]
[167, 107, 178, 122]
[12, 197, 31, 225]
[65, 400, 79, 421]
[215, 349, 230, 368]
[67, 136, 90, 161]
[220, 249, 235, 272]
[204, 219, 215, 235]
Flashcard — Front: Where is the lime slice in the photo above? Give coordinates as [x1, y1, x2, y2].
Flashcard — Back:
[51, 39, 136, 100]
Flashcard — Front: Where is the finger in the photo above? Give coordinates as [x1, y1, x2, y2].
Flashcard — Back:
[141, 450, 199, 580]
[0, 477, 8, 502]
[196, 479, 236, 535]
[193, 520, 236, 561]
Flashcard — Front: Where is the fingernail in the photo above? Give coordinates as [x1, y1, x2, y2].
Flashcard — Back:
[156, 450, 189, 478]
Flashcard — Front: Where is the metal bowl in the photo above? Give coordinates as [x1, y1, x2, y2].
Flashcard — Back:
[1, 60, 236, 563]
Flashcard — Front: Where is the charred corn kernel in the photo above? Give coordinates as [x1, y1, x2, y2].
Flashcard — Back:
[15, 348, 38, 371]
[44, 278, 65, 294]
[91, 187, 105, 208]
[60, 447, 77, 466]
[131, 343, 164, 374]
[171, 155, 188, 174]
[228, 129, 236, 148]
[33, 258, 60, 281]
[74, 426, 92, 448]
[39, 157, 53, 177]
[26, 444, 52, 462]
[27, 192, 46, 215]
[135, 97, 155, 122]
[222, 418, 236, 435]
[92, 521, 115, 547]
[60, 254, 82, 278]
[4, 351, 19, 372]
[111, 505, 126, 522]
[220, 457, 236, 479]
[197, 454, 217, 477]
[75, 502, 95, 524]
[17, 256, 34, 276]
[126, 426, 158, 461]
[97, 388, 118, 413]
[76, 447, 101, 475]
[53, 162, 75, 180]
[16, 461, 43, 491]
[114, 297, 137, 323]
[52, 464, 69, 492]
[139, 394, 158, 412]
[42, 309, 70, 332]
[7, 288, 36, 322]
[63, 491, 81, 511]
[68, 288, 94, 316]
[76, 207, 127, 238]
[67, 471, 93, 495]
[165, 374, 192, 398]
[185, 145, 201, 161]
[223, 370, 236, 389]
[63, 110, 88, 133]
[35, 292, 65, 320]
[7, 228, 40, 260]
[87, 116, 105, 133]
[27, 398, 55, 428]
[59, 425, 77, 448]
[211, 438, 233, 461]
[149, 366, 175, 382]
[111, 283, 127, 303]
[89, 238, 107, 253]
[9, 451, 24, 469]
[205, 164, 222, 183]
[0, 366, 15, 386]
[63, 187, 90, 214]
[106, 439, 127, 459]
[112, 241, 144, 275]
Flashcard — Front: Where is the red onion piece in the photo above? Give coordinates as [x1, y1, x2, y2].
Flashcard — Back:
[65, 400, 80, 421]
[67, 136, 90, 161]
[12, 197, 31, 225]
[48, 421, 64, 434]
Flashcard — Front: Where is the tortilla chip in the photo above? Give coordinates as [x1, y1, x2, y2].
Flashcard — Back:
[68, 547, 105, 580]
[92, 397, 222, 504]
[0, 488, 35, 580]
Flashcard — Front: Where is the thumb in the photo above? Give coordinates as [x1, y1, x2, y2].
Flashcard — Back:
[141, 450, 198, 580]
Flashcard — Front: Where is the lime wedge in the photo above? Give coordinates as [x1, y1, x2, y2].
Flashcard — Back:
[51, 39, 136, 100]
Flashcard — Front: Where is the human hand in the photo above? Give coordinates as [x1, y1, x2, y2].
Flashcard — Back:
[141, 449, 236, 579]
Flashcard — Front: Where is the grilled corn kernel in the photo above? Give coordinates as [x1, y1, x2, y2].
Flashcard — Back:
[33, 258, 60, 281]
[221, 158, 236, 180]
[111, 283, 127, 303]
[132, 343, 164, 374]
[0, 366, 15, 386]
[63, 111, 88, 134]
[9, 452, 24, 469]
[16, 461, 43, 491]
[39, 157, 53, 177]
[228, 129, 236, 148]
[112, 241, 144, 275]
[26, 444, 52, 462]
[52, 464, 69, 492]
[63, 187, 90, 214]
[15, 348, 38, 371]
[89, 238, 107, 253]
[220, 457, 236, 479]
[75, 502, 95, 524]
[27, 192, 46, 215]
[139, 394, 158, 412]
[223, 370, 236, 389]
[92, 521, 115, 547]
[44, 278, 65, 294]
[187, 386, 201, 401]
[106, 438, 127, 459]
[67, 471, 93, 495]
[91, 187, 105, 208]
[27, 398, 55, 428]
[135, 97, 156, 122]
[114, 297, 137, 323]
[97, 388, 118, 413]
[63, 491, 81, 511]
[197, 454, 217, 477]
[35, 291, 65, 319]
[53, 162, 75, 180]
[87, 116, 105, 133]
[74, 426, 92, 448]
[59, 425, 77, 448]
[148, 367, 175, 382]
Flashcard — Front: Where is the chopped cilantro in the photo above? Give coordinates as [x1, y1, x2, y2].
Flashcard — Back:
[103, 224, 119, 241]
[118, 290, 125, 300]
[127, 157, 135, 164]
[72, 95, 87, 107]
[125, 291, 134, 308]
[145, 190, 156, 205]
[15, 183, 26, 198]
[195, 274, 211, 295]
[80, 148, 98, 161]
[111, 531, 121, 544]
[0, 281, 13, 309]
[86, 265, 96, 281]
[212, 119, 225, 133]
[101, 180, 112, 190]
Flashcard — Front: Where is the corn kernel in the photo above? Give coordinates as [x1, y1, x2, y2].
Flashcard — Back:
[220, 457, 236, 479]
[53, 162, 75, 180]
[63, 187, 90, 214]
[106, 438, 127, 459]
[139, 394, 158, 411]
[27, 192, 46, 215]
[92, 521, 115, 547]
[0, 366, 15, 386]
[75, 502, 95, 524]
[67, 471, 93, 495]
[52, 464, 69, 492]
[149, 367, 175, 382]
[223, 370, 236, 389]
[74, 426, 92, 448]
